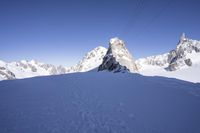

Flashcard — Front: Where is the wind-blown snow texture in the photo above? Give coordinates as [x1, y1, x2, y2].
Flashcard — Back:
[0, 72, 200, 133]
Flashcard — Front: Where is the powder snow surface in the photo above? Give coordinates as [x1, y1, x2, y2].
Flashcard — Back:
[0, 72, 200, 133]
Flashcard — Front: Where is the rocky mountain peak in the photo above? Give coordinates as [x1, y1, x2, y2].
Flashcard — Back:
[98, 37, 138, 73]
[136, 33, 200, 72]
[109, 37, 125, 47]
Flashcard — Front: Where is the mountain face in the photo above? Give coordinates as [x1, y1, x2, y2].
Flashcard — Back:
[136, 33, 200, 70]
[0, 60, 68, 80]
[98, 38, 138, 73]
[0, 61, 15, 80]
[0, 47, 107, 80]
[166, 33, 200, 70]
[136, 33, 200, 83]
[70, 46, 107, 72]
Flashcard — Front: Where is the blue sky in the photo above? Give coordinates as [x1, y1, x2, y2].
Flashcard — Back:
[0, 0, 200, 66]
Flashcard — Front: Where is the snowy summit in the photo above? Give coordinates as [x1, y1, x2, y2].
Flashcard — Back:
[98, 37, 138, 73]
[71, 46, 107, 72]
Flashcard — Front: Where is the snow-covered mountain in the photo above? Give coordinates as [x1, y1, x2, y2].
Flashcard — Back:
[136, 33, 200, 83]
[0, 60, 68, 80]
[69, 46, 107, 72]
[136, 33, 200, 69]
[0, 47, 107, 80]
[98, 37, 138, 73]
[0, 60, 16, 80]
[1, 35, 200, 133]
[1, 34, 200, 82]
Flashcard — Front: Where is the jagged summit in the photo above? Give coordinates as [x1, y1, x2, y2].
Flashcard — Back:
[166, 33, 200, 71]
[98, 37, 138, 73]
[71, 46, 107, 72]
[136, 33, 200, 71]
[135, 33, 200, 82]
[109, 37, 124, 46]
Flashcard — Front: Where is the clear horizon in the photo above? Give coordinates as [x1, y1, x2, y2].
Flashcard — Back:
[0, 0, 200, 66]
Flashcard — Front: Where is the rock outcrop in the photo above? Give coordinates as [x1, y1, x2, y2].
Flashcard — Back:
[98, 38, 138, 73]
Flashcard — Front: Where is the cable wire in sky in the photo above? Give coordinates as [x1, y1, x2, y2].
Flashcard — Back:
[121, 0, 175, 38]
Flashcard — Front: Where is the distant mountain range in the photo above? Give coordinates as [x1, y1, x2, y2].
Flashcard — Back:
[136, 33, 200, 83]
[0, 47, 107, 80]
[1, 33, 200, 82]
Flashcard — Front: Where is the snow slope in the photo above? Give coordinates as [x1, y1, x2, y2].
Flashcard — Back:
[0, 72, 200, 133]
